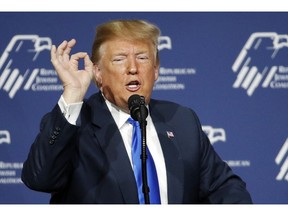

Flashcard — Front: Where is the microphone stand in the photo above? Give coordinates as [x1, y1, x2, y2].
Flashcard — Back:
[128, 94, 150, 204]
[139, 111, 150, 204]
[139, 109, 150, 204]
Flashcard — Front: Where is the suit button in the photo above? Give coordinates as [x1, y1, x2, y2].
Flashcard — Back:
[55, 127, 61, 131]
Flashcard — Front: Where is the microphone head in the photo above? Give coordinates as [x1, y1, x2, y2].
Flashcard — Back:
[128, 94, 148, 122]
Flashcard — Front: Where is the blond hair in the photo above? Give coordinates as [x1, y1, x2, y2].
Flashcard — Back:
[91, 19, 160, 65]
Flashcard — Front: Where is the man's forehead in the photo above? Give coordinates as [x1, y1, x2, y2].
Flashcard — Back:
[101, 39, 153, 53]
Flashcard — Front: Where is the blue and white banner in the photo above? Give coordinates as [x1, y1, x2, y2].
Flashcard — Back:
[0, 12, 287, 204]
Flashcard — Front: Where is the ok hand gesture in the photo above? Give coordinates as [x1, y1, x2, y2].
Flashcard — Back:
[51, 39, 94, 103]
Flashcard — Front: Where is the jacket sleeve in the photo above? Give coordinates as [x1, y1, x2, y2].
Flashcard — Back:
[21, 104, 79, 192]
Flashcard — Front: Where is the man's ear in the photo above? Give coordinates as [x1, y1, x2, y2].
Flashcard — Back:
[154, 64, 159, 81]
[93, 64, 102, 88]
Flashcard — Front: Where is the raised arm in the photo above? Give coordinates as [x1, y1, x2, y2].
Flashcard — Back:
[21, 39, 94, 192]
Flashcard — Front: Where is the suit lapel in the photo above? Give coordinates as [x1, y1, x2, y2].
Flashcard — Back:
[88, 93, 139, 203]
[150, 101, 184, 204]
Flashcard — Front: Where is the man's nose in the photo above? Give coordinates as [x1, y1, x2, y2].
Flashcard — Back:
[127, 58, 137, 74]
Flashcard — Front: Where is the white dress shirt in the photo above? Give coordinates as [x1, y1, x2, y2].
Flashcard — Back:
[58, 95, 168, 204]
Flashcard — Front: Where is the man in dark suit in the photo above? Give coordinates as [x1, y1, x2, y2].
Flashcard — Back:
[21, 19, 252, 204]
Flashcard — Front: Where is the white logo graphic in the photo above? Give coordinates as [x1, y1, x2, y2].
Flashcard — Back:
[202, 126, 250, 168]
[202, 125, 226, 145]
[154, 35, 196, 91]
[0, 130, 11, 144]
[232, 32, 288, 96]
[275, 138, 288, 182]
[0, 35, 62, 99]
[158, 36, 172, 51]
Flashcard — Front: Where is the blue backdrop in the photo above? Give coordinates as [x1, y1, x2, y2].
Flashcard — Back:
[0, 12, 287, 204]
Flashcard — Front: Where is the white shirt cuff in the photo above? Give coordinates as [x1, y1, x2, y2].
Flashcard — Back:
[57, 95, 83, 125]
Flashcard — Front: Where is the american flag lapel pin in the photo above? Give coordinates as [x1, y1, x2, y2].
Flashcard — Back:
[166, 131, 174, 138]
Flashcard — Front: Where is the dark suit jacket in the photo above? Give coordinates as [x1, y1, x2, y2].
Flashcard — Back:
[21, 92, 252, 204]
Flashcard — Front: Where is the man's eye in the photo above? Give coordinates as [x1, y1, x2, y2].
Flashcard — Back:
[113, 58, 122, 62]
[112, 57, 125, 63]
[137, 55, 149, 60]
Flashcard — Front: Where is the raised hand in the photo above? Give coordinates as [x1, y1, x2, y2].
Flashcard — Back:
[51, 39, 94, 103]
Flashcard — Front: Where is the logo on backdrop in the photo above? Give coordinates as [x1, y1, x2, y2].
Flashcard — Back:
[232, 32, 288, 96]
[0, 161, 23, 184]
[202, 125, 250, 168]
[158, 36, 172, 51]
[0, 130, 11, 145]
[202, 125, 226, 145]
[0, 35, 62, 99]
[0, 130, 23, 184]
[154, 36, 196, 91]
[275, 138, 288, 182]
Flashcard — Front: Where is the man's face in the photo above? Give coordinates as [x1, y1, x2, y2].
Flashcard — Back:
[95, 38, 159, 113]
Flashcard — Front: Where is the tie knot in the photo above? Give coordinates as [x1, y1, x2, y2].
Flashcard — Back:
[128, 117, 140, 128]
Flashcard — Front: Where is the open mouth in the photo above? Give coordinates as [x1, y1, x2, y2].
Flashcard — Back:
[126, 80, 141, 92]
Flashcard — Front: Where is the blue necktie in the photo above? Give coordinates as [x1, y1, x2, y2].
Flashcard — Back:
[128, 117, 161, 204]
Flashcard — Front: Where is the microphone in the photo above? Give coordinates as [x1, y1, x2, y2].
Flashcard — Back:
[128, 94, 148, 122]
